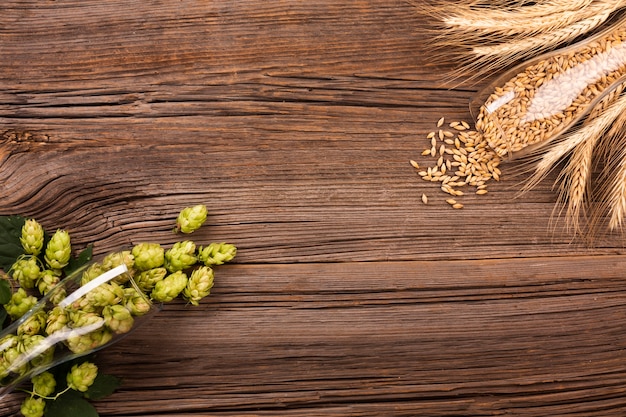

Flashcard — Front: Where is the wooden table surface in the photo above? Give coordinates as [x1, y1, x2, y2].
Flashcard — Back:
[3, 1, 626, 416]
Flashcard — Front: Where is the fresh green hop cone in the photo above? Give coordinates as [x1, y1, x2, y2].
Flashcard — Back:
[20, 219, 45, 256]
[68, 310, 104, 329]
[198, 242, 237, 266]
[36, 269, 60, 295]
[80, 263, 106, 285]
[31, 371, 56, 397]
[44, 229, 71, 270]
[4, 288, 38, 320]
[101, 251, 134, 284]
[18, 334, 54, 369]
[164, 241, 197, 272]
[102, 305, 134, 334]
[132, 243, 165, 271]
[10, 257, 40, 289]
[123, 287, 152, 316]
[182, 266, 214, 306]
[176, 204, 208, 234]
[2, 342, 29, 377]
[20, 396, 45, 417]
[45, 306, 69, 335]
[85, 281, 125, 307]
[135, 267, 167, 292]
[151, 270, 188, 302]
[66, 362, 98, 392]
[18, 311, 47, 336]
[66, 328, 112, 354]
[0, 335, 19, 378]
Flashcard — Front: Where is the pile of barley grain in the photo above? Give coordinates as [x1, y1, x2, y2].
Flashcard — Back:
[476, 24, 626, 158]
[410, 117, 501, 209]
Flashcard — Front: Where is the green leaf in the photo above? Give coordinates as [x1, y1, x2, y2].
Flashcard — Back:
[0, 278, 10, 304]
[0, 215, 26, 271]
[84, 373, 121, 400]
[64, 245, 93, 276]
[0, 306, 6, 330]
[45, 390, 99, 417]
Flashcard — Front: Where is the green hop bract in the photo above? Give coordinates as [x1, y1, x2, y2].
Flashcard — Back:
[176, 204, 208, 234]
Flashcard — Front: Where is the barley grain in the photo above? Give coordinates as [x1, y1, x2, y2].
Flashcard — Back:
[422, 194, 428, 204]
[437, 117, 445, 127]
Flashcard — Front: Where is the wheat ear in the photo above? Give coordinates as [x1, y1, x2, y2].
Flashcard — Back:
[444, 0, 599, 38]
[521, 79, 626, 193]
[589, 108, 626, 232]
[471, 12, 614, 64]
[556, 131, 600, 235]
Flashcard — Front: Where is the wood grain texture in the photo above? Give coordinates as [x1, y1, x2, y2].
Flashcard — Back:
[2, 0, 626, 415]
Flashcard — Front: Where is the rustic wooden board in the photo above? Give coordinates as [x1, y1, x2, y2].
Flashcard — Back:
[2, 0, 626, 415]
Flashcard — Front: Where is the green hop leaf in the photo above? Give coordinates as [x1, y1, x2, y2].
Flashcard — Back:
[65, 245, 93, 277]
[44, 389, 99, 417]
[0, 278, 11, 304]
[0, 307, 7, 330]
[0, 215, 26, 271]
[83, 372, 122, 400]
[175, 204, 208, 234]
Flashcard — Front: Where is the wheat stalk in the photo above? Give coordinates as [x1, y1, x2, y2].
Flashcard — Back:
[471, 12, 614, 64]
[556, 131, 599, 235]
[444, 0, 599, 38]
[412, 0, 626, 82]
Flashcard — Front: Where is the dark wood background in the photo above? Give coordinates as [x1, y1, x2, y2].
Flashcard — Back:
[3, 1, 626, 416]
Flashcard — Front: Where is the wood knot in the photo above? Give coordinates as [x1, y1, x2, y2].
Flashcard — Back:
[1, 129, 51, 144]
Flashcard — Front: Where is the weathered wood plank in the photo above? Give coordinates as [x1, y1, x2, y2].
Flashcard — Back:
[82, 257, 626, 415]
[2, 0, 626, 416]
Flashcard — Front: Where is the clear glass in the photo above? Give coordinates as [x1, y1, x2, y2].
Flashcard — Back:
[0, 256, 160, 399]
[470, 16, 626, 159]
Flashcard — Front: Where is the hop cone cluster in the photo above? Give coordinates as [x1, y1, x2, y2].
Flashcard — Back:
[0, 207, 236, 406]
